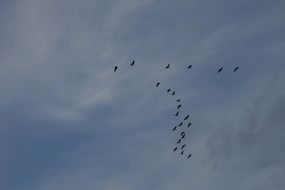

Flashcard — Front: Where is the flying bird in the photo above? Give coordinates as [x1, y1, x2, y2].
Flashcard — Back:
[171, 91, 176, 95]
[175, 111, 179, 116]
[167, 88, 171, 93]
[181, 144, 186, 149]
[187, 122, 192, 128]
[177, 104, 182, 109]
[130, 60, 135, 66]
[187, 64, 192, 69]
[165, 64, 170, 69]
[172, 126, 177, 132]
[173, 147, 178, 152]
[233, 66, 239, 72]
[184, 114, 189, 120]
[180, 151, 184, 155]
[177, 139, 181, 144]
[181, 134, 186, 139]
[176, 99, 181, 102]
[114, 66, 118, 72]
[217, 67, 223, 73]
[187, 154, 192, 159]
[178, 121, 183, 127]
[156, 82, 160, 87]
[180, 131, 185, 136]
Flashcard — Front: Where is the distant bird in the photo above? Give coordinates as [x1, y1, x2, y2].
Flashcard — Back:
[175, 111, 179, 116]
[177, 104, 182, 109]
[187, 122, 192, 128]
[176, 99, 181, 102]
[181, 134, 186, 139]
[172, 126, 177, 132]
[177, 139, 181, 144]
[171, 91, 176, 95]
[217, 67, 223, 73]
[233, 66, 239, 72]
[165, 64, 170, 69]
[130, 60, 135, 66]
[156, 82, 160, 87]
[181, 144, 186, 150]
[184, 114, 189, 120]
[180, 151, 184, 155]
[114, 66, 118, 72]
[187, 64, 192, 69]
[173, 147, 178, 152]
[180, 131, 185, 136]
[178, 121, 183, 127]
[167, 88, 171, 93]
[187, 154, 192, 159]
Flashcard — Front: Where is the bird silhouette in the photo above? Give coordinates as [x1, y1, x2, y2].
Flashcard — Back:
[156, 82, 160, 87]
[177, 139, 181, 144]
[114, 66, 118, 72]
[181, 144, 186, 149]
[180, 151, 184, 155]
[187, 122, 192, 128]
[187, 154, 192, 159]
[130, 60, 135, 66]
[176, 99, 181, 102]
[184, 114, 189, 120]
[177, 104, 182, 109]
[175, 111, 179, 116]
[172, 126, 177, 131]
[180, 131, 185, 136]
[178, 121, 183, 127]
[173, 147, 178, 152]
[181, 134, 186, 139]
[167, 88, 171, 93]
[171, 91, 176, 95]
[233, 66, 239, 72]
[165, 64, 170, 69]
[187, 64, 192, 69]
[217, 67, 223, 73]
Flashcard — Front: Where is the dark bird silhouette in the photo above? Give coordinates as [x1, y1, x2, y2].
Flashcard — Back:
[156, 82, 160, 87]
[165, 64, 170, 69]
[177, 139, 181, 144]
[184, 114, 189, 120]
[187, 64, 192, 69]
[177, 104, 182, 109]
[176, 99, 181, 102]
[217, 67, 223, 73]
[171, 91, 176, 95]
[167, 88, 171, 93]
[187, 122, 192, 128]
[181, 144, 186, 150]
[114, 66, 118, 72]
[175, 111, 179, 116]
[187, 154, 192, 159]
[173, 147, 178, 152]
[130, 60, 135, 66]
[172, 126, 177, 132]
[233, 66, 239, 72]
[180, 151, 184, 155]
[181, 134, 186, 139]
[178, 121, 183, 127]
[180, 131, 185, 136]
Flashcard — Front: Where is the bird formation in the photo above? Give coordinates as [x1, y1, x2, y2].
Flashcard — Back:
[113, 61, 239, 160]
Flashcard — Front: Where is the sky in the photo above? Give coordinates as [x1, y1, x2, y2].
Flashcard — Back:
[0, 0, 284, 189]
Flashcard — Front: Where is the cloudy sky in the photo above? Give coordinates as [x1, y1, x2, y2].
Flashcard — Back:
[0, 0, 284, 189]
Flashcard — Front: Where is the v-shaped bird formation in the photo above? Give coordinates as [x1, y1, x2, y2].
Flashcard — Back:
[113, 62, 239, 160]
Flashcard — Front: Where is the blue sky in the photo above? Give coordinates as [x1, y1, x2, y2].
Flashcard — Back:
[0, 0, 284, 189]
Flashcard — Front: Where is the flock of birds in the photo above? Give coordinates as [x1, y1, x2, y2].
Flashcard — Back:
[113, 61, 239, 160]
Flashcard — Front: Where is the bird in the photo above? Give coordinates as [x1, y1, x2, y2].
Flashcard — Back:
[114, 66, 118, 72]
[233, 66, 239, 72]
[175, 111, 179, 116]
[173, 147, 178, 152]
[171, 91, 176, 95]
[176, 99, 181, 102]
[165, 64, 170, 69]
[187, 64, 192, 69]
[167, 88, 171, 93]
[178, 121, 183, 127]
[181, 144, 186, 149]
[172, 126, 177, 131]
[217, 67, 223, 73]
[187, 122, 192, 128]
[184, 114, 189, 120]
[181, 134, 186, 139]
[180, 151, 184, 155]
[177, 104, 182, 109]
[177, 139, 181, 144]
[180, 131, 185, 136]
[187, 154, 192, 159]
[130, 60, 135, 66]
[156, 82, 160, 87]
